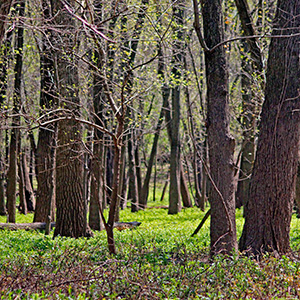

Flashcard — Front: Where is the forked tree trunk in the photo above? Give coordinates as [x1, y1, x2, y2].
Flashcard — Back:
[239, 0, 300, 256]
[200, 0, 237, 255]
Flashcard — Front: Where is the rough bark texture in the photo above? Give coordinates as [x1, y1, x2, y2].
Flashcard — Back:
[34, 0, 57, 223]
[239, 0, 300, 256]
[53, 0, 92, 238]
[201, 0, 237, 255]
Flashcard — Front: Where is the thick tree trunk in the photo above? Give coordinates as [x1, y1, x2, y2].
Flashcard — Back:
[239, 0, 300, 256]
[201, 0, 237, 255]
[52, 0, 92, 238]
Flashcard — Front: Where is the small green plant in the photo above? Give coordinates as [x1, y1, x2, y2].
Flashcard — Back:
[1, 207, 300, 299]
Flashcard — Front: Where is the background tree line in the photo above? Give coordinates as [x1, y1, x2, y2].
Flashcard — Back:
[0, 0, 299, 257]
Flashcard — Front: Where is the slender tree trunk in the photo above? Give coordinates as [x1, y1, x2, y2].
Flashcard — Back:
[18, 154, 27, 215]
[7, 0, 25, 223]
[22, 152, 35, 211]
[128, 134, 139, 212]
[34, 0, 56, 223]
[89, 0, 105, 231]
[201, 0, 237, 255]
[235, 0, 263, 208]
[236, 41, 256, 209]
[239, 0, 300, 256]
[140, 99, 166, 206]
[168, 1, 185, 214]
[0, 31, 12, 216]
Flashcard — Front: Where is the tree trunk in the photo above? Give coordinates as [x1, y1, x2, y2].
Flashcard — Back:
[128, 133, 139, 212]
[140, 98, 166, 207]
[180, 164, 192, 208]
[52, 0, 92, 238]
[89, 0, 105, 231]
[21, 152, 35, 212]
[236, 41, 256, 209]
[34, 0, 56, 223]
[234, 0, 263, 73]
[18, 154, 27, 215]
[168, 1, 185, 215]
[7, 0, 25, 223]
[201, 0, 237, 255]
[0, 31, 12, 216]
[239, 0, 300, 256]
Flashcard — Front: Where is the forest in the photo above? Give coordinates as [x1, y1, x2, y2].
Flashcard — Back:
[0, 0, 300, 298]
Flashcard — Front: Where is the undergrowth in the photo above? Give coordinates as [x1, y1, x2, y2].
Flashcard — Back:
[1, 206, 300, 299]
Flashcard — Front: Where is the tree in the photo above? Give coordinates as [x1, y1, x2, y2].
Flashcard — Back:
[168, 0, 188, 214]
[52, 0, 92, 238]
[89, 0, 105, 231]
[234, 0, 264, 209]
[34, 0, 57, 223]
[7, 0, 25, 223]
[194, 0, 237, 255]
[239, 0, 300, 256]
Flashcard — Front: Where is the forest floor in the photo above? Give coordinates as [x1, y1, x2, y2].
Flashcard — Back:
[1, 201, 300, 299]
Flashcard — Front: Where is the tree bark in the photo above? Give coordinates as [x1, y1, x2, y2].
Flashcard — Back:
[52, 0, 92, 238]
[239, 0, 300, 256]
[200, 0, 237, 255]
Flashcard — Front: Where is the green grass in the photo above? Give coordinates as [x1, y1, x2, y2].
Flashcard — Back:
[1, 206, 300, 299]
